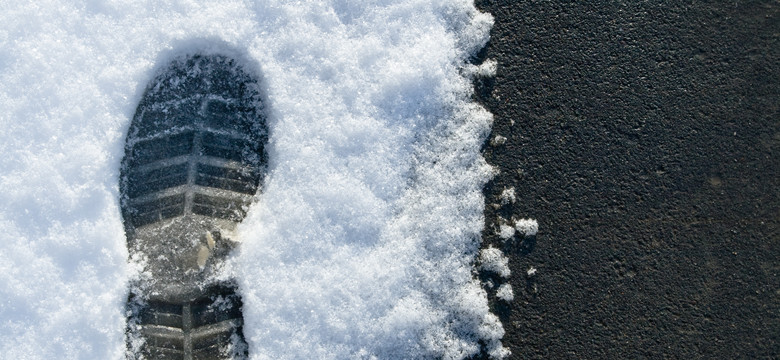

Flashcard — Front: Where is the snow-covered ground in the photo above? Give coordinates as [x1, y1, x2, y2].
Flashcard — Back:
[0, 1, 505, 358]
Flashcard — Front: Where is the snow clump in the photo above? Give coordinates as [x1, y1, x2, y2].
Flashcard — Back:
[515, 218, 539, 237]
[479, 246, 511, 278]
[496, 283, 514, 302]
[499, 187, 516, 204]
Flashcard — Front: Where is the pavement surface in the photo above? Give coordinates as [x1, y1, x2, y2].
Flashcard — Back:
[474, 1, 778, 358]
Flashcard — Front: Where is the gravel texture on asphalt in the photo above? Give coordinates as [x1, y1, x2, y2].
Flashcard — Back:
[474, 1, 778, 358]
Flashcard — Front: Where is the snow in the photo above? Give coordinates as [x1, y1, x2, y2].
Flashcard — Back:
[478, 247, 510, 278]
[498, 223, 516, 239]
[0, 0, 503, 359]
[490, 135, 507, 146]
[496, 284, 513, 302]
[527, 266, 537, 276]
[464, 59, 497, 78]
[515, 218, 539, 237]
[499, 187, 516, 204]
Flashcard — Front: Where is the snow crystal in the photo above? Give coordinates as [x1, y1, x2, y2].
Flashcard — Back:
[496, 283, 514, 302]
[515, 218, 539, 237]
[0, 0, 505, 359]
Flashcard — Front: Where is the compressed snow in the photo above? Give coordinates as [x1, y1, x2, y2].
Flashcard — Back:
[478, 247, 510, 278]
[0, 0, 502, 359]
[495, 284, 514, 302]
[515, 218, 539, 237]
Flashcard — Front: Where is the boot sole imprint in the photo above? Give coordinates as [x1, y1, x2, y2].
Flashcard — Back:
[121, 54, 267, 360]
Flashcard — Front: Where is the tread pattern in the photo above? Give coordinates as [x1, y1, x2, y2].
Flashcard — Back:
[129, 284, 247, 360]
[124, 129, 259, 228]
[122, 54, 266, 360]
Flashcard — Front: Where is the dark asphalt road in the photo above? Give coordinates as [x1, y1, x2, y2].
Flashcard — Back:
[474, 1, 778, 358]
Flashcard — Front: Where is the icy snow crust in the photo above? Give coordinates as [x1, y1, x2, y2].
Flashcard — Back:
[0, 1, 501, 359]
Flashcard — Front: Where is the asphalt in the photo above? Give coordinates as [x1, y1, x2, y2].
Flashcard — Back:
[473, 1, 779, 358]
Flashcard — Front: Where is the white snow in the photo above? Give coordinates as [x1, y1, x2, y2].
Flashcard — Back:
[515, 218, 539, 237]
[499, 187, 516, 204]
[478, 246, 510, 278]
[0, 0, 503, 359]
[498, 223, 516, 239]
[464, 59, 497, 78]
[495, 284, 513, 302]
